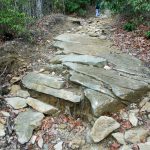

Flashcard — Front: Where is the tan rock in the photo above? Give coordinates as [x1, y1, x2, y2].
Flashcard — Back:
[91, 116, 120, 142]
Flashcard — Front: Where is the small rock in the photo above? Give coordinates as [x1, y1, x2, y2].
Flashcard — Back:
[54, 141, 63, 150]
[10, 76, 22, 84]
[140, 101, 150, 113]
[26, 97, 58, 115]
[120, 110, 129, 120]
[16, 90, 30, 98]
[124, 127, 149, 144]
[128, 109, 139, 126]
[0, 123, 5, 136]
[38, 136, 44, 148]
[138, 142, 150, 150]
[5, 97, 27, 109]
[91, 116, 120, 142]
[112, 132, 126, 145]
[15, 109, 44, 144]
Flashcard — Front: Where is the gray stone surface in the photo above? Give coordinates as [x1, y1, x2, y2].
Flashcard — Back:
[5, 97, 27, 109]
[84, 89, 119, 116]
[51, 54, 106, 67]
[90, 116, 120, 142]
[22, 72, 65, 89]
[124, 127, 149, 144]
[26, 97, 58, 115]
[0, 123, 5, 137]
[70, 71, 113, 97]
[64, 62, 149, 101]
[53, 33, 118, 55]
[119, 145, 132, 150]
[15, 109, 44, 144]
[23, 80, 83, 103]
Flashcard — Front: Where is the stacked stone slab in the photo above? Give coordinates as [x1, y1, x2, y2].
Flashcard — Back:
[22, 33, 150, 117]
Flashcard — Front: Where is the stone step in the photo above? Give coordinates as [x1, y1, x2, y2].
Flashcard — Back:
[26, 97, 58, 115]
[64, 62, 149, 102]
[22, 72, 65, 89]
[50, 54, 106, 67]
[22, 73, 83, 103]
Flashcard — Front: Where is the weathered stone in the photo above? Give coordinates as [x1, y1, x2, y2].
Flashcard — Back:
[128, 109, 139, 126]
[50, 54, 106, 67]
[112, 132, 126, 144]
[84, 89, 121, 116]
[26, 97, 58, 115]
[15, 109, 44, 144]
[0, 123, 5, 136]
[138, 142, 150, 150]
[124, 127, 149, 144]
[70, 71, 113, 97]
[23, 80, 83, 103]
[91, 116, 120, 142]
[64, 62, 149, 102]
[5, 97, 27, 109]
[22, 72, 65, 89]
[16, 90, 30, 98]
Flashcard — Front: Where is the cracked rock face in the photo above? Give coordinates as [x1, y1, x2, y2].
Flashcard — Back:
[15, 109, 44, 144]
[90, 116, 120, 142]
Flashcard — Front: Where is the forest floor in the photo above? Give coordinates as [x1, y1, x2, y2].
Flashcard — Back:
[0, 14, 150, 150]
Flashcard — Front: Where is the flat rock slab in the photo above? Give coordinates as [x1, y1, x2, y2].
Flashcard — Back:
[84, 89, 120, 116]
[5, 97, 27, 109]
[91, 116, 120, 142]
[70, 71, 113, 97]
[64, 62, 149, 102]
[53, 33, 118, 55]
[22, 72, 65, 89]
[15, 109, 44, 144]
[102, 53, 150, 79]
[22, 79, 83, 103]
[50, 54, 106, 67]
[26, 97, 58, 115]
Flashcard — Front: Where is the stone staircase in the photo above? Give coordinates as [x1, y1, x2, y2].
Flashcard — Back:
[21, 33, 150, 117]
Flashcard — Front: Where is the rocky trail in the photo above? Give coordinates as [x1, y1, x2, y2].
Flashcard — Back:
[0, 15, 150, 150]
